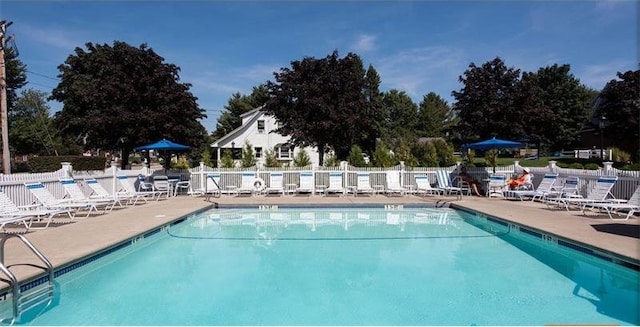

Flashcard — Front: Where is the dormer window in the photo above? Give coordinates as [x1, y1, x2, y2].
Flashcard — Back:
[257, 120, 265, 133]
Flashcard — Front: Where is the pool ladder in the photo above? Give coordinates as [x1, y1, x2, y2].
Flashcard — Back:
[0, 233, 55, 323]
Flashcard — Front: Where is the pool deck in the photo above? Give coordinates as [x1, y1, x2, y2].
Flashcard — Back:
[1, 193, 639, 292]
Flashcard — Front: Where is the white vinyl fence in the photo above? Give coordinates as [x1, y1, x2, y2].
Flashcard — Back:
[1, 160, 638, 206]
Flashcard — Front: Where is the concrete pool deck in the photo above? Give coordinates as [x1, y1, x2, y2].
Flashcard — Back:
[1, 193, 638, 292]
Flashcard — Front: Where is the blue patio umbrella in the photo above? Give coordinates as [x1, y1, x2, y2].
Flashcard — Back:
[134, 139, 191, 168]
[464, 137, 524, 172]
[134, 139, 191, 152]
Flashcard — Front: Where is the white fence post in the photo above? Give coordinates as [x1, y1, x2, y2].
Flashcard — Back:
[61, 162, 73, 178]
[548, 160, 557, 173]
[603, 162, 614, 176]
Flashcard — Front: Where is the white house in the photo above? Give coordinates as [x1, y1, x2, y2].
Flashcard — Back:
[210, 107, 321, 167]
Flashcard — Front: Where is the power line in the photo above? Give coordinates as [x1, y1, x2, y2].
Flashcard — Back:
[26, 70, 59, 81]
[26, 81, 57, 89]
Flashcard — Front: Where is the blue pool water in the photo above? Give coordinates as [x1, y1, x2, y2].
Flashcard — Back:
[5, 207, 639, 325]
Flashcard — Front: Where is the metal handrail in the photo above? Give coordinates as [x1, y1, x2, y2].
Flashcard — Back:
[0, 233, 54, 321]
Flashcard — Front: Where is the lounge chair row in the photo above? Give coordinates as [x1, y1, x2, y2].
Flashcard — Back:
[201, 170, 475, 198]
[501, 173, 639, 220]
[0, 175, 172, 232]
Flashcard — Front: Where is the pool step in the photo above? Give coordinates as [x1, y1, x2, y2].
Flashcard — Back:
[17, 283, 55, 315]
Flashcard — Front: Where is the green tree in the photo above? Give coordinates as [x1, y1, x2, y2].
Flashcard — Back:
[263, 51, 381, 165]
[594, 70, 640, 160]
[361, 65, 384, 154]
[264, 149, 280, 168]
[520, 64, 595, 151]
[432, 138, 456, 167]
[452, 57, 521, 142]
[50, 41, 208, 169]
[380, 90, 418, 141]
[372, 140, 395, 167]
[201, 147, 213, 167]
[416, 92, 457, 138]
[347, 145, 367, 167]
[211, 85, 269, 141]
[293, 148, 311, 167]
[220, 149, 235, 168]
[394, 138, 417, 167]
[4, 48, 28, 115]
[9, 89, 61, 156]
[412, 141, 438, 167]
[241, 141, 256, 168]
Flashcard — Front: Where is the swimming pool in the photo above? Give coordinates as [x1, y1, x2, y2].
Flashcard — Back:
[3, 207, 639, 325]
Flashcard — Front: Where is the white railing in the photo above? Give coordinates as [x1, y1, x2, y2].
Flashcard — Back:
[1, 160, 638, 204]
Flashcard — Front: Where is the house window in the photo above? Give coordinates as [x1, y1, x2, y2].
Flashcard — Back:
[255, 147, 262, 158]
[257, 120, 265, 133]
[278, 145, 292, 159]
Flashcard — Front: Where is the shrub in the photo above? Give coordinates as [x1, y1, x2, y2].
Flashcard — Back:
[264, 149, 280, 168]
[293, 149, 311, 167]
[568, 163, 584, 169]
[347, 145, 367, 167]
[220, 150, 235, 168]
[241, 141, 256, 168]
[583, 163, 601, 170]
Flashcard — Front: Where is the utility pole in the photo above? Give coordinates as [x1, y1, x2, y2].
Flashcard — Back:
[0, 20, 12, 174]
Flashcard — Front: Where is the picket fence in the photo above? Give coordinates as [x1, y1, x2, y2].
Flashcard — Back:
[0, 161, 638, 207]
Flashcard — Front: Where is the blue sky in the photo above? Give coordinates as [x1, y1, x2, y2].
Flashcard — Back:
[2, 1, 637, 133]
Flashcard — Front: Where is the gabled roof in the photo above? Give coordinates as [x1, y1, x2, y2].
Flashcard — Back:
[210, 107, 265, 148]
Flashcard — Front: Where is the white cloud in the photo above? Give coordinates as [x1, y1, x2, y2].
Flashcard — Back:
[579, 60, 635, 90]
[373, 46, 467, 101]
[351, 34, 376, 52]
[20, 23, 81, 52]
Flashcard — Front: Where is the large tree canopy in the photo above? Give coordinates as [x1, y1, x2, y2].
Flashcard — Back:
[263, 51, 381, 165]
[416, 92, 457, 138]
[520, 64, 594, 151]
[452, 57, 522, 143]
[595, 70, 640, 160]
[50, 41, 207, 168]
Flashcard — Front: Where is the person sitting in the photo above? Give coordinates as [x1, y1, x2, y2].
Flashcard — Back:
[506, 167, 532, 190]
[458, 166, 483, 196]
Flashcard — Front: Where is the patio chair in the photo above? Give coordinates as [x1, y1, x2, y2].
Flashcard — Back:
[152, 175, 171, 200]
[59, 178, 121, 212]
[25, 182, 97, 218]
[414, 175, 441, 196]
[353, 172, 374, 196]
[503, 173, 559, 201]
[385, 171, 407, 196]
[264, 172, 284, 196]
[116, 175, 156, 205]
[0, 188, 72, 230]
[325, 172, 345, 196]
[556, 176, 618, 212]
[584, 184, 640, 220]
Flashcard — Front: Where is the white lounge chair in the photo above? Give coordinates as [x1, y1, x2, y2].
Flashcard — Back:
[354, 172, 374, 196]
[584, 185, 640, 220]
[25, 182, 96, 218]
[435, 169, 467, 196]
[84, 178, 134, 205]
[504, 173, 558, 201]
[236, 172, 257, 196]
[296, 172, 317, 194]
[557, 176, 618, 211]
[544, 176, 580, 207]
[414, 175, 441, 196]
[264, 172, 284, 196]
[116, 175, 156, 205]
[325, 172, 345, 196]
[385, 171, 406, 196]
[60, 178, 121, 212]
[204, 173, 222, 198]
[0, 188, 72, 230]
